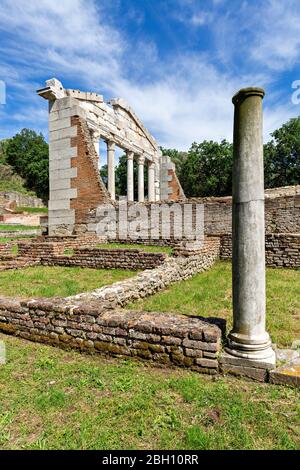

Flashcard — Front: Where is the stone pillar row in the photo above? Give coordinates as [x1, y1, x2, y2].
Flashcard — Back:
[102, 141, 156, 202]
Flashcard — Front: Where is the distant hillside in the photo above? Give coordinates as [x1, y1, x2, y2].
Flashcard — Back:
[0, 163, 36, 196]
[0, 130, 49, 202]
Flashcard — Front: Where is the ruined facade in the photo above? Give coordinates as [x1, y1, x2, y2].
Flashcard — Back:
[37, 78, 184, 236]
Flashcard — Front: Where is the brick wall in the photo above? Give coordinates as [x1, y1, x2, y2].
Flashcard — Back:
[82, 186, 300, 242]
[71, 237, 221, 306]
[16, 241, 167, 271]
[44, 247, 167, 271]
[70, 116, 110, 225]
[0, 297, 222, 374]
[220, 233, 300, 268]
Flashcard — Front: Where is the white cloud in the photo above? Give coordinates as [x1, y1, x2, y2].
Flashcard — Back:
[0, 0, 299, 151]
[250, 0, 300, 71]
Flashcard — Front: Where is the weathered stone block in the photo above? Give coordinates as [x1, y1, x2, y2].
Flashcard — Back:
[0, 340, 6, 365]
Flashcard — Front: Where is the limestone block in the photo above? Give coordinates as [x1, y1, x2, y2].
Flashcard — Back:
[50, 215, 76, 225]
[0, 341, 5, 365]
[49, 117, 72, 132]
[49, 105, 87, 122]
[49, 178, 71, 191]
[49, 158, 72, 171]
[50, 168, 77, 181]
[49, 126, 77, 142]
[50, 147, 77, 161]
[49, 209, 75, 219]
[50, 96, 78, 112]
[49, 138, 72, 151]
[269, 358, 300, 388]
[48, 199, 70, 211]
[50, 188, 77, 201]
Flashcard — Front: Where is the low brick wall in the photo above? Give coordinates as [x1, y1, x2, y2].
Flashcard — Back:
[220, 233, 300, 268]
[71, 237, 221, 306]
[17, 242, 167, 271]
[0, 238, 33, 259]
[0, 297, 223, 374]
[41, 234, 106, 248]
[0, 229, 41, 237]
[44, 248, 167, 270]
[265, 234, 300, 268]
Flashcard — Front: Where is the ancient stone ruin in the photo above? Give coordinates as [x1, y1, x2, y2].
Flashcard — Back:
[0, 81, 299, 386]
[37, 78, 184, 236]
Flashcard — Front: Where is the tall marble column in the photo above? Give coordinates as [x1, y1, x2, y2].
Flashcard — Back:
[138, 155, 145, 202]
[225, 87, 275, 368]
[107, 141, 115, 200]
[148, 161, 155, 202]
[127, 151, 134, 202]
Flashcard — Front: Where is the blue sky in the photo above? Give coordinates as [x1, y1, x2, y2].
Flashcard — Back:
[0, 0, 300, 150]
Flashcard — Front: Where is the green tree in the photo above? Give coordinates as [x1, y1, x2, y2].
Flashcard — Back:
[180, 139, 233, 197]
[160, 147, 188, 181]
[264, 117, 300, 188]
[5, 129, 49, 201]
[0, 138, 10, 164]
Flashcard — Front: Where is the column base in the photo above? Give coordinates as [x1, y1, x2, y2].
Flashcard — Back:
[221, 330, 276, 381]
[226, 330, 276, 361]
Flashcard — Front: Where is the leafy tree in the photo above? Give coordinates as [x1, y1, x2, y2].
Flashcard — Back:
[5, 129, 49, 201]
[264, 117, 300, 188]
[100, 164, 108, 187]
[179, 140, 233, 197]
[114, 155, 148, 199]
[160, 147, 188, 180]
[0, 138, 10, 164]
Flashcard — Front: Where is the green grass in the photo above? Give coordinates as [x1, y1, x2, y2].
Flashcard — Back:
[97, 242, 173, 255]
[0, 333, 299, 450]
[0, 266, 136, 298]
[15, 206, 48, 214]
[128, 261, 300, 349]
[0, 225, 40, 231]
[0, 236, 35, 243]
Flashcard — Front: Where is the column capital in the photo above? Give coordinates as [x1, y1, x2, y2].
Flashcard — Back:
[137, 154, 145, 165]
[126, 150, 134, 160]
[232, 87, 265, 106]
[148, 160, 155, 169]
[107, 140, 115, 151]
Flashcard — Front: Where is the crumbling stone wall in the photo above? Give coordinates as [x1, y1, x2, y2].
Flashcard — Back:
[17, 242, 167, 271]
[38, 78, 183, 236]
[0, 297, 222, 374]
[70, 237, 221, 305]
[0, 191, 44, 209]
[220, 233, 300, 268]
[187, 186, 300, 236]
[70, 116, 110, 225]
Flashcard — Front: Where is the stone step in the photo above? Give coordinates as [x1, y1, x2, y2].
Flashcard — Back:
[270, 358, 300, 388]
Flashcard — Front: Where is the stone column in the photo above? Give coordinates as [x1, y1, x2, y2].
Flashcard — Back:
[127, 151, 134, 202]
[138, 155, 145, 202]
[148, 161, 155, 202]
[107, 141, 115, 200]
[224, 87, 275, 370]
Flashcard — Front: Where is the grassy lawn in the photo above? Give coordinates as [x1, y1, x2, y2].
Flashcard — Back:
[15, 206, 48, 214]
[0, 236, 35, 243]
[97, 243, 173, 255]
[0, 334, 299, 450]
[0, 225, 40, 231]
[128, 261, 300, 349]
[0, 266, 136, 298]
